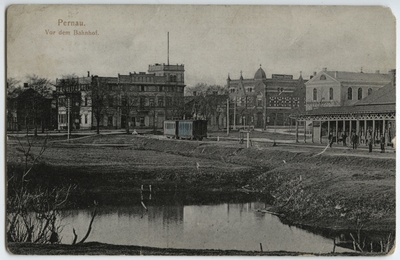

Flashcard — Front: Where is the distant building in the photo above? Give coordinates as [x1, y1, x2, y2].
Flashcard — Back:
[227, 66, 306, 128]
[7, 85, 56, 132]
[55, 63, 186, 130]
[294, 69, 395, 145]
[305, 68, 392, 111]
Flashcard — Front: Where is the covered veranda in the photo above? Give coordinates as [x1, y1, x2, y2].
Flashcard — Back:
[293, 105, 396, 146]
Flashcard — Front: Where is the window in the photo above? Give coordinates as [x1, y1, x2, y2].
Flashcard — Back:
[348, 87, 353, 100]
[121, 97, 127, 107]
[320, 75, 326, 80]
[257, 99, 262, 107]
[140, 85, 145, 92]
[108, 96, 114, 107]
[84, 97, 88, 106]
[358, 88, 363, 100]
[149, 97, 155, 107]
[140, 97, 145, 107]
[166, 97, 172, 106]
[368, 88, 372, 96]
[84, 114, 88, 124]
[313, 88, 317, 101]
[329, 88, 333, 100]
[158, 97, 164, 107]
[59, 114, 67, 124]
[159, 86, 164, 92]
[108, 116, 113, 126]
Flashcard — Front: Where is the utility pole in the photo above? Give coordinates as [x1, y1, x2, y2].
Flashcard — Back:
[233, 98, 236, 130]
[226, 98, 229, 136]
[67, 98, 71, 141]
[167, 32, 169, 65]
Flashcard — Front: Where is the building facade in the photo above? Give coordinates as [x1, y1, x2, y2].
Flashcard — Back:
[305, 68, 392, 111]
[294, 69, 395, 145]
[227, 66, 306, 128]
[7, 87, 56, 132]
[55, 63, 185, 130]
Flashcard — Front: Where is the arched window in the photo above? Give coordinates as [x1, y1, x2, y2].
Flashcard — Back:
[313, 88, 317, 101]
[358, 88, 363, 100]
[368, 88, 372, 95]
[320, 75, 326, 80]
[348, 87, 353, 100]
[329, 88, 333, 100]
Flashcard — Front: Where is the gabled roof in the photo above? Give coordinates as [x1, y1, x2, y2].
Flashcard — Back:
[298, 82, 396, 117]
[355, 82, 395, 106]
[325, 71, 391, 83]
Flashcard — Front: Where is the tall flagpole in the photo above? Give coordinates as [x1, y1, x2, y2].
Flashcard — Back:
[167, 32, 169, 65]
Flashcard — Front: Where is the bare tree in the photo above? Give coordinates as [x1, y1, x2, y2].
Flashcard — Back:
[7, 136, 73, 244]
[24, 75, 53, 136]
[91, 77, 109, 134]
[118, 84, 139, 134]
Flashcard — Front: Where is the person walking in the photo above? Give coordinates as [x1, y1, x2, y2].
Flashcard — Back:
[342, 132, 347, 146]
[380, 135, 386, 153]
[329, 132, 334, 148]
[368, 137, 373, 153]
[354, 134, 359, 149]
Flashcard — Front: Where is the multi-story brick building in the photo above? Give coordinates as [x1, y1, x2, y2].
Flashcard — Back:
[227, 66, 306, 128]
[55, 63, 185, 131]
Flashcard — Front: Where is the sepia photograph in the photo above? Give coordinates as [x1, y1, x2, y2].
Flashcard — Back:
[3, 2, 397, 256]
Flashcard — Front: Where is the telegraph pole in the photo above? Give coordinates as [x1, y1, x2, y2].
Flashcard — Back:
[226, 98, 230, 136]
[67, 98, 71, 141]
[167, 32, 169, 65]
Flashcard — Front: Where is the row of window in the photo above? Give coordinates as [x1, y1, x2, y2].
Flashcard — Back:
[56, 84, 90, 93]
[59, 97, 89, 107]
[112, 85, 184, 93]
[119, 96, 183, 108]
[59, 114, 89, 124]
[312, 87, 373, 101]
[268, 96, 300, 107]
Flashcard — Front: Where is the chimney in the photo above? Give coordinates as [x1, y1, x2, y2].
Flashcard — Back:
[375, 70, 380, 74]
[313, 71, 317, 76]
[322, 68, 327, 72]
[334, 71, 338, 78]
[389, 69, 396, 87]
[24, 83, 29, 88]
[193, 91, 197, 96]
[87, 71, 90, 77]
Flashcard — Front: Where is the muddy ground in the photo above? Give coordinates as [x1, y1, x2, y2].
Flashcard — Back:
[6, 134, 396, 254]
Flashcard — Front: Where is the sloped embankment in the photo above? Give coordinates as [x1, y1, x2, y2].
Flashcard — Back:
[135, 138, 395, 233]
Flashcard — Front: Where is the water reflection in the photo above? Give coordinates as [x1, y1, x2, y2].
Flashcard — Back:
[60, 202, 352, 253]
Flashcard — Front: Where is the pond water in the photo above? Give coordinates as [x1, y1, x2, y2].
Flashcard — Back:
[59, 200, 352, 253]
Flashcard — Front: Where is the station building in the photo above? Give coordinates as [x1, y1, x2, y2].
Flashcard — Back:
[293, 69, 395, 145]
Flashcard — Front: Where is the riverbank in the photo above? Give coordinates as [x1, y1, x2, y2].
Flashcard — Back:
[7, 242, 366, 256]
[6, 134, 396, 253]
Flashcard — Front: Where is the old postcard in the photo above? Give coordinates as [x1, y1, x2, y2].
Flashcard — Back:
[5, 4, 396, 256]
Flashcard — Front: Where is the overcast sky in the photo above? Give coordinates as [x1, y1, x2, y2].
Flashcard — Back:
[7, 5, 396, 87]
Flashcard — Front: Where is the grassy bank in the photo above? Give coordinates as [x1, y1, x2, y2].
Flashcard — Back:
[6, 134, 395, 252]
[8, 242, 367, 256]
